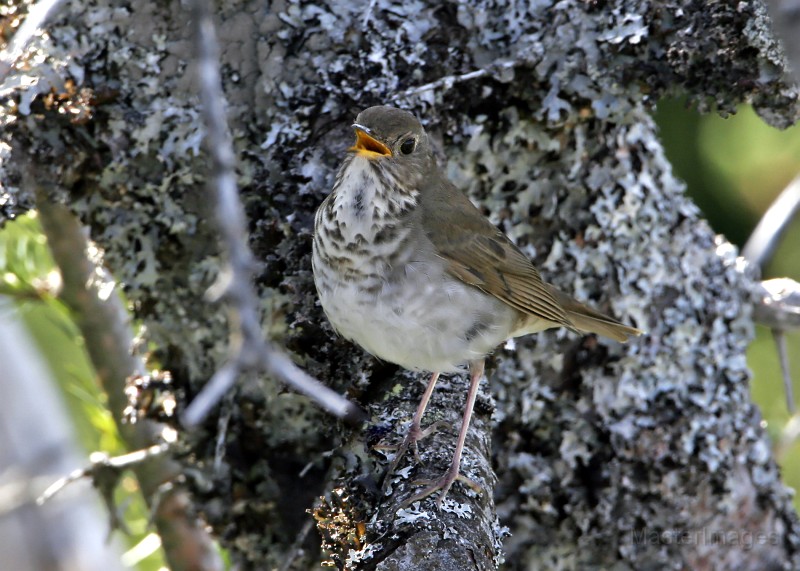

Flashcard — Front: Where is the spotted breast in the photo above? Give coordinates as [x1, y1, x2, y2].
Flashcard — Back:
[312, 151, 516, 373]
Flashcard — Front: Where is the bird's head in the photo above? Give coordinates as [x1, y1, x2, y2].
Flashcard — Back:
[349, 106, 432, 173]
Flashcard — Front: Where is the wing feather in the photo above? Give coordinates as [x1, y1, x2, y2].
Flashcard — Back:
[440, 232, 571, 326]
[417, 173, 568, 325]
[418, 172, 642, 342]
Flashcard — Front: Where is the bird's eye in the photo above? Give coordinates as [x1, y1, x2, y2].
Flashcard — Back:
[400, 138, 416, 155]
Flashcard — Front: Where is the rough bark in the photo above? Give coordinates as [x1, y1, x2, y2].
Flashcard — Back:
[1, 0, 799, 569]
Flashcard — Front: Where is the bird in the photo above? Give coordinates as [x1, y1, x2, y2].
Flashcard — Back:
[312, 105, 642, 507]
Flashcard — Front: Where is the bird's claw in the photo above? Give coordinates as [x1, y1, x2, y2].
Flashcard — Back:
[398, 468, 482, 510]
[379, 420, 446, 491]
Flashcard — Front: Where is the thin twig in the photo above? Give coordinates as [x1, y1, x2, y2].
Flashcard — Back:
[742, 174, 800, 269]
[397, 58, 520, 98]
[184, 361, 240, 428]
[751, 277, 800, 414]
[743, 176, 800, 416]
[183, 0, 365, 428]
[37, 444, 171, 506]
[362, 0, 378, 29]
[279, 516, 316, 571]
[214, 400, 232, 475]
[753, 278, 800, 332]
[0, 0, 67, 81]
[777, 413, 800, 461]
[773, 330, 796, 415]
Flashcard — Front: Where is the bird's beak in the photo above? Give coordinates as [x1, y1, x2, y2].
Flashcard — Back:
[350, 124, 391, 158]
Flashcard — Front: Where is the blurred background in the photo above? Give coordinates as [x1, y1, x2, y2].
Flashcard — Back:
[0, 101, 798, 569]
[656, 98, 800, 499]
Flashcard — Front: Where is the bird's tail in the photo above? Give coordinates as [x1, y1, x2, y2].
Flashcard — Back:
[546, 284, 643, 343]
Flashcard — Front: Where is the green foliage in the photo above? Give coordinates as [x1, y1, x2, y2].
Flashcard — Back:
[0, 212, 166, 571]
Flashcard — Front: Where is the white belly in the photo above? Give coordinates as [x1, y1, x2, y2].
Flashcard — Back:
[313, 253, 517, 373]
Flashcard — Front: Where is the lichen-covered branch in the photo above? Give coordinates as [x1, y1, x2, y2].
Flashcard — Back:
[1, 0, 799, 569]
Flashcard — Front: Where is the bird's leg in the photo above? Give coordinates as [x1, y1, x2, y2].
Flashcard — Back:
[400, 359, 485, 509]
[381, 371, 440, 491]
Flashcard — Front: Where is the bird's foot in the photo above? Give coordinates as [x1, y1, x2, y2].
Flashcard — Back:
[378, 420, 446, 491]
[399, 466, 482, 510]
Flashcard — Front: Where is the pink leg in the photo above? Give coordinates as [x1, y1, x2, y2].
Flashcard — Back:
[382, 372, 440, 490]
[401, 359, 486, 508]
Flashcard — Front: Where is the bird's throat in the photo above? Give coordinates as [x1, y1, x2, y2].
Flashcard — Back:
[331, 158, 418, 236]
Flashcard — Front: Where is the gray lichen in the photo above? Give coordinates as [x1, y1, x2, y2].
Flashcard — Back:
[1, 0, 799, 569]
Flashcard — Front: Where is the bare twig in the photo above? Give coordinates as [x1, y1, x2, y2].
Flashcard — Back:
[773, 330, 796, 415]
[778, 413, 800, 460]
[397, 58, 520, 98]
[743, 176, 800, 416]
[0, 0, 67, 81]
[214, 401, 232, 474]
[742, 174, 800, 268]
[185, 361, 241, 429]
[753, 278, 800, 332]
[37, 444, 171, 506]
[183, 0, 365, 428]
[362, 0, 379, 29]
[751, 278, 800, 415]
[279, 516, 316, 571]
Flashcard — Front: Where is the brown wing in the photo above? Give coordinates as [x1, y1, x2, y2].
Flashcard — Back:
[419, 173, 572, 327]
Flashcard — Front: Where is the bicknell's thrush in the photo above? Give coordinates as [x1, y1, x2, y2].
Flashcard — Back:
[312, 105, 642, 506]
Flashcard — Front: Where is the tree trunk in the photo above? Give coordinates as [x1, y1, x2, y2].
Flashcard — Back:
[1, 0, 799, 569]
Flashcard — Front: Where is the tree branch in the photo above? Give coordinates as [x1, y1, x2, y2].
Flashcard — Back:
[27, 166, 222, 571]
[742, 175, 800, 268]
[182, 0, 365, 428]
[0, 0, 66, 81]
